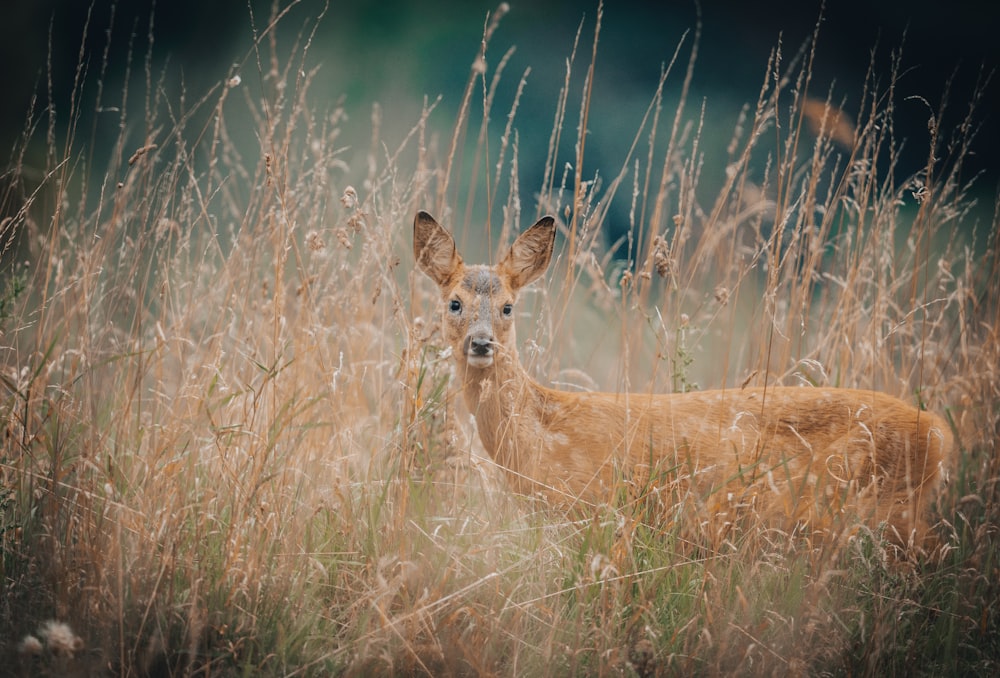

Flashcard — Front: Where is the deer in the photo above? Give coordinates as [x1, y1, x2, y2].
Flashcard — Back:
[413, 210, 954, 549]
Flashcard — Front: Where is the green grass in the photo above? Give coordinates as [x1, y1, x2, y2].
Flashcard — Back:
[1, 2, 998, 676]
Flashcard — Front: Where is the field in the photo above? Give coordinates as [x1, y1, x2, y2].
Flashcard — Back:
[1, 3, 998, 676]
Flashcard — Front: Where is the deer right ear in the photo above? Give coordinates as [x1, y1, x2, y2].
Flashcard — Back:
[414, 211, 462, 287]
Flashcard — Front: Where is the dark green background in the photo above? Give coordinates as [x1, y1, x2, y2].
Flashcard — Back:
[3, 0, 997, 235]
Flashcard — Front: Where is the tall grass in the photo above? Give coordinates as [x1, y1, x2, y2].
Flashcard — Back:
[2, 2, 998, 675]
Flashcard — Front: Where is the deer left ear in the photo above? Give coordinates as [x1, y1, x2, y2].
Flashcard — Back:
[501, 216, 555, 290]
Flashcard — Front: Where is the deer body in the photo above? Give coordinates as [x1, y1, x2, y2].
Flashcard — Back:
[414, 211, 952, 545]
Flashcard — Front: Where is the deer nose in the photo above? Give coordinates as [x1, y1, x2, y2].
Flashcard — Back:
[468, 336, 494, 356]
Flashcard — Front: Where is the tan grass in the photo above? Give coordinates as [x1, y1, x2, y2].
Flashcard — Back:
[0, 2, 997, 676]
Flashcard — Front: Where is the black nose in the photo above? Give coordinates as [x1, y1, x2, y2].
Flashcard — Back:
[469, 337, 493, 355]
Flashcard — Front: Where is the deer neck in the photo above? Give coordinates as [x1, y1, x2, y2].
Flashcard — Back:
[457, 346, 543, 483]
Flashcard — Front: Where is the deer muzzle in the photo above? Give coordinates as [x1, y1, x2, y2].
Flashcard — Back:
[464, 333, 494, 368]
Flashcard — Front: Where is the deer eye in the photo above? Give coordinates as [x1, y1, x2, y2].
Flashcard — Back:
[449, 299, 462, 314]
[502, 303, 513, 317]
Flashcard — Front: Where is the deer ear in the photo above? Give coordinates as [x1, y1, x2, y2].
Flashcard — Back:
[414, 211, 462, 287]
[501, 216, 556, 290]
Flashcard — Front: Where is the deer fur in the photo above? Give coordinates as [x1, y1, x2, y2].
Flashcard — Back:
[414, 210, 953, 547]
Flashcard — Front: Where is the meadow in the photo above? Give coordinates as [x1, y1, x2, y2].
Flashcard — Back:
[1, 3, 998, 675]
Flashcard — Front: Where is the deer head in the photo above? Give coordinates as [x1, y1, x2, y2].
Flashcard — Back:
[413, 210, 556, 372]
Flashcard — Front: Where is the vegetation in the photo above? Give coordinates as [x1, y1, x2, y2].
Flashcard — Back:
[1, 2, 997, 675]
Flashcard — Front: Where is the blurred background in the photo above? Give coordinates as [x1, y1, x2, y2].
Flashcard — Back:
[3, 0, 998, 237]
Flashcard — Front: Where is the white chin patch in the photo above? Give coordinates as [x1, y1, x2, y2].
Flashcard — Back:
[466, 354, 494, 368]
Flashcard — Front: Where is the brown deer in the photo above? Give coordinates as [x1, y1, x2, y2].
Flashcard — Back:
[413, 210, 953, 548]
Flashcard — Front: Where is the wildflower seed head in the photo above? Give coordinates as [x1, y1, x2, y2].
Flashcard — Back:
[620, 269, 633, 290]
[335, 227, 352, 249]
[39, 620, 84, 657]
[18, 635, 43, 656]
[340, 186, 358, 210]
[305, 230, 326, 251]
[652, 236, 671, 278]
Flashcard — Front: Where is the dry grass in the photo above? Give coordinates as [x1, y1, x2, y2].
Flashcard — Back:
[1, 2, 998, 676]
